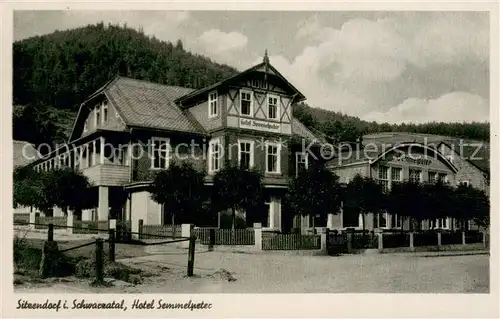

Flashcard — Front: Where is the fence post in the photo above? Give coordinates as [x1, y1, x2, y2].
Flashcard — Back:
[346, 229, 354, 252]
[376, 230, 383, 252]
[187, 236, 196, 277]
[437, 231, 442, 250]
[48, 223, 54, 242]
[462, 231, 466, 245]
[29, 212, 37, 229]
[138, 219, 144, 240]
[209, 228, 215, 251]
[409, 232, 415, 251]
[181, 224, 192, 238]
[108, 229, 115, 262]
[67, 211, 74, 234]
[95, 238, 104, 284]
[254, 223, 262, 250]
[321, 228, 329, 254]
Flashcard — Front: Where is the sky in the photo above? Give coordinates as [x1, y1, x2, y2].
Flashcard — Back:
[14, 10, 490, 124]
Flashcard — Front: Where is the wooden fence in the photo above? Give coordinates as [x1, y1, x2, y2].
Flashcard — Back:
[72, 220, 109, 234]
[262, 232, 321, 250]
[13, 213, 30, 224]
[35, 216, 67, 229]
[141, 224, 182, 239]
[193, 228, 255, 245]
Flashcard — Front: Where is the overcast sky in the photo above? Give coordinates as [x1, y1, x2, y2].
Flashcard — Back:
[14, 10, 490, 124]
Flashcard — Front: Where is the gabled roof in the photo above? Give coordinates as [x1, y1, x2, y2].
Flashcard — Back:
[13, 140, 41, 167]
[105, 77, 204, 134]
[438, 140, 490, 174]
[69, 76, 206, 141]
[175, 61, 306, 105]
[291, 118, 324, 143]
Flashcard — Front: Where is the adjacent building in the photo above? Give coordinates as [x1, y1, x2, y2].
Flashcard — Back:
[26, 53, 322, 232]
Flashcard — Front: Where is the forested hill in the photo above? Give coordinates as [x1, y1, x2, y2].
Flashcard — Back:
[13, 23, 490, 147]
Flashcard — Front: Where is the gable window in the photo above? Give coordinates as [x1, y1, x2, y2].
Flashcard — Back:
[208, 138, 222, 173]
[266, 142, 281, 174]
[240, 90, 253, 116]
[268, 95, 278, 119]
[151, 137, 170, 169]
[391, 167, 402, 185]
[95, 107, 101, 128]
[208, 91, 218, 118]
[296, 152, 308, 176]
[409, 169, 422, 183]
[102, 102, 108, 124]
[238, 140, 254, 169]
[378, 166, 389, 193]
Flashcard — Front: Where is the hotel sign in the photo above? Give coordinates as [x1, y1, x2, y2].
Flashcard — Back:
[394, 154, 432, 166]
[239, 118, 281, 133]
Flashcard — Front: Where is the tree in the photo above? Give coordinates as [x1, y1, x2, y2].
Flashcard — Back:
[13, 166, 50, 213]
[43, 167, 92, 215]
[344, 174, 386, 231]
[420, 181, 455, 227]
[451, 184, 490, 230]
[387, 181, 426, 231]
[149, 162, 206, 238]
[286, 163, 342, 231]
[211, 165, 263, 230]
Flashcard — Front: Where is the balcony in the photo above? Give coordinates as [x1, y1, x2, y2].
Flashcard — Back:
[81, 164, 130, 186]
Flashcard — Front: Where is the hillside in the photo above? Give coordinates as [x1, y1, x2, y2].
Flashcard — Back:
[13, 23, 490, 147]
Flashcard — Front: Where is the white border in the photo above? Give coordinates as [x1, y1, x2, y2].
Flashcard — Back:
[2, 2, 499, 319]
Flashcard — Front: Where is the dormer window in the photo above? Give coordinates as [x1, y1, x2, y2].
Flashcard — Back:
[95, 107, 101, 127]
[240, 90, 253, 116]
[102, 101, 108, 124]
[208, 91, 218, 118]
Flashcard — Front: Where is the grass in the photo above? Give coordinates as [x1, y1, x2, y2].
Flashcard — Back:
[13, 236, 150, 285]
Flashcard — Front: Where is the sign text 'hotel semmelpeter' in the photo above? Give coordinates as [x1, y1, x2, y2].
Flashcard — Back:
[239, 118, 281, 133]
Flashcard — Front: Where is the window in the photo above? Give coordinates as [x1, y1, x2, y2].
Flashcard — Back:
[409, 169, 422, 183]
[428, 171, 438, 183]
[208, 91, 218, 118]
[266, 142, 281, 174]
[391, 214, 402, 228]
[438, 173, 448, 184]
[459, 180, 470, 186]
[376, 213, 387, 228]
[102, 102, 108, 124]
[83, 119, 88, 132]
[268, 95, 278, 119]
[95, 107, 101, 127]
[116, 145, 129, 166]
[296, 152, 308, 176]
[151, 137, 169, 169]
[238, 140, 254, 169]
[433, 218, 449, 230]
[208, 138, 222, 173]
[240, 90, 253, 116]
[378, 166, 389, 193]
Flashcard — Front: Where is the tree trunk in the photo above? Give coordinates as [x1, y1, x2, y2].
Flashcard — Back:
[311, 214, 316, 234]
[172, 214, 176, 239]
[231, 208, 236, 242]
[361, 212, 366, 231]
[231, 208, 236, 230]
